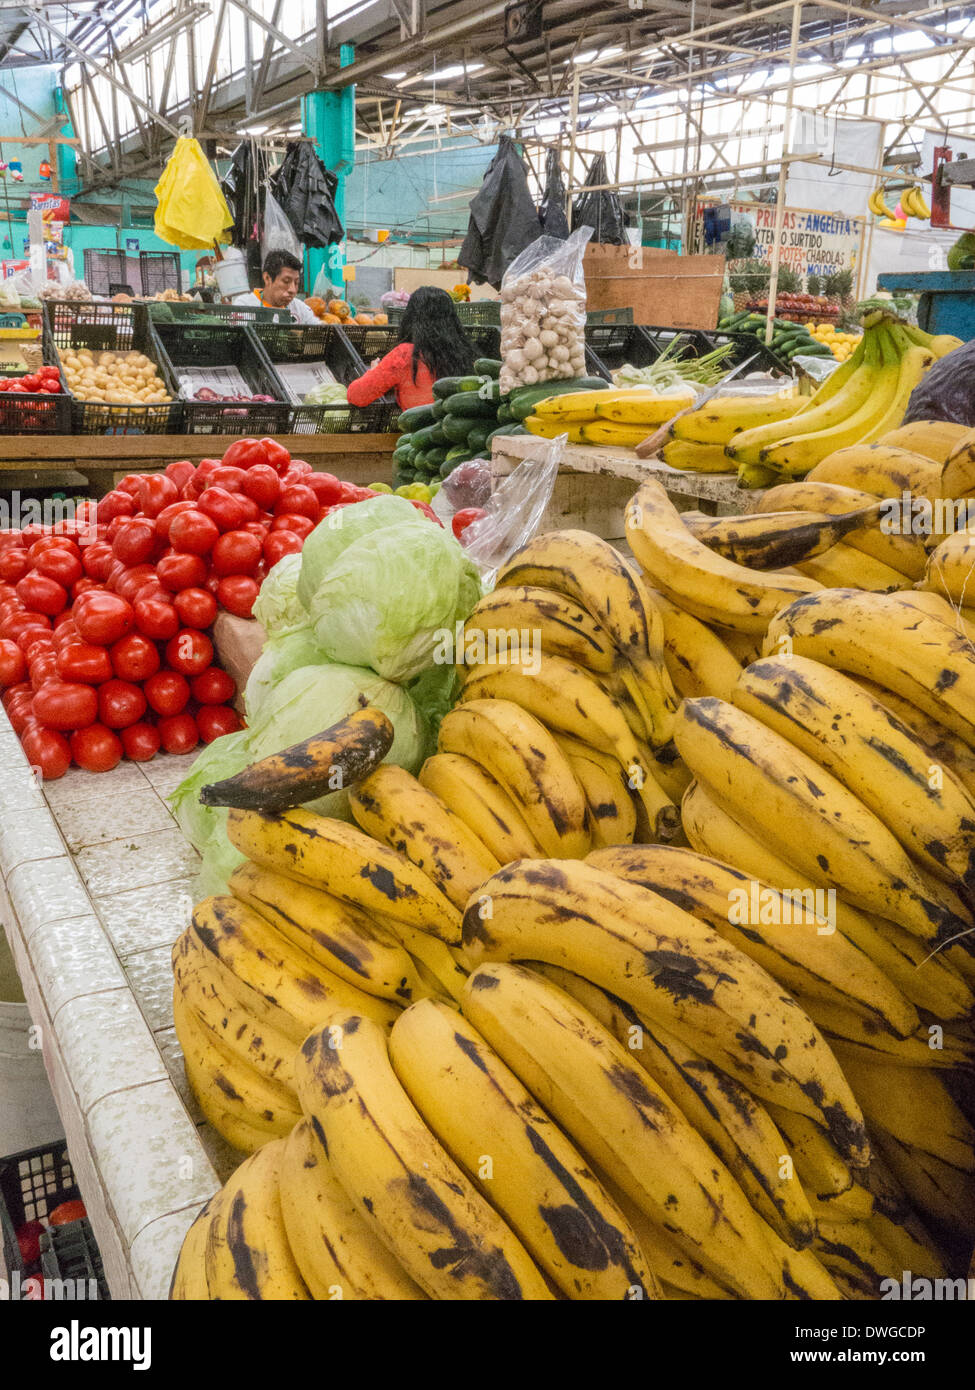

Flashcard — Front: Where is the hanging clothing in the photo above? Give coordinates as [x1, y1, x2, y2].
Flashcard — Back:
[347, 342, 435, 411]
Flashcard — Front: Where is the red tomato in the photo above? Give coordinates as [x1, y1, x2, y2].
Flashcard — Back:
[204, 574, 221, 596]
[242, 520, 269, 541]
[0, 639, 26, 687]
[81, 541, 114, 581]
[231, 494, 260, 526]
[196, 704, 243, 743]
[111, 633, 160, 683]
[270, 513, 314, 540]
[410, 499, 442, 525]
[71, 577, 101, 602]
[16, 574, 67, 617]
[144, 669, 190, 717]
[98, 678, 147, 729]
[3, 680, 31, 709]
[16, 1218, 45, 1265]
[260, 438, 292, 474]
[305, 472, 342, 506]
[33, 549, 82, 590]
[74, 592, 134, 646]
[211, 530, 262, 577]
[52, 608, 76, 630]
[165, 629, 214, 676]
[49, 1200, 87, 1227]
[0, 533, 24, 552]
[33, 681, 98, 731]
[216, 575, 259, 619]
[115, 565, 159, 604]
[139, 474, 178, 518]
[6, 694, 34, 736]
[155, 551, 208, 592]
[111, 519, 156, 567]
[164, 459, 196, 492]
[451, 507, 486, 540]
[52, 619, 80, 646]
[0, 550, 30, 583]
[70, 724, 122, 773]
[275, 484, 318, 521]
[29, 536, 78, 562]
[29, 655, 59, 691]
[154, 500, 197, 542]
[104, 516, 128, 545]
[174, 587, 217, 630]
[22, 726, 71, 780]
[221, 438, 268, 470]
[191, 667, 236, 705]
[133, 594, 180, 642]
[207, 465, 247, 493]
[56, 643, 113, 685]
[115, 474, 145, 498]
[8, 615, 49, 646]
[157, 711, 198, 754]
[96, 490, 136, 522]
[121, 722, 161, 762]
[241, 463, 281, 510]
[169, 509, 219, 555]
[197, 487, 246, 533]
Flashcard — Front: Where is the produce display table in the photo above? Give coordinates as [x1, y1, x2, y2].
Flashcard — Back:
[491, 433, 757, 536]
[0, 434, 398, 495]
[0, 721, 232, 1300]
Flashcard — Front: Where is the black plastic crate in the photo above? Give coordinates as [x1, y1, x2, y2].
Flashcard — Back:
[636, 324, 790, 378]
[153, 320, 292, 436]
[587, 307, 634, 327]
[456, 300, 501, 327]
[0, 349, 72, 435]
[585, 322, 658, 368]
[43, 300, 183, 436]
[464, 325, 501, 360]
[1, 1139, 78, 1288]
[139, 250, 181, 298]
[82, 248, 129, 299]
[339, 322, 400, 361]
[40, 1219, 110, 1300]
[252, 322, 397, 435]
[149, 300, 290, 328]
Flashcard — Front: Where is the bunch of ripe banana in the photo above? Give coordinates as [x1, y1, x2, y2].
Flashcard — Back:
[720, 315, 959, 488]
[524, 384, 697, 449]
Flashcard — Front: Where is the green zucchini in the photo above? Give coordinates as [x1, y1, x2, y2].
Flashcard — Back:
[474, 358, 502, 378]
[496, 402, 515, 424]
[410, 423, 441, 451]
[443, 391, 499, 419]
[486, 423, 528, 443]
[424, 447, 448, 468]
[433, 374, 489, 399]
[441, 414, 475, 444]
[397, 403, 437, 432]
[508, 377, 608, 421]
[431, 398, 448, 420]
[466, 422, 493, 452]
[445, 444, 475, 463]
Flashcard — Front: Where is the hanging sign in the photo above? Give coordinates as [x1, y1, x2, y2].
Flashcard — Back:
[29, 192, 71, 223]
[729, 201, 860, 281]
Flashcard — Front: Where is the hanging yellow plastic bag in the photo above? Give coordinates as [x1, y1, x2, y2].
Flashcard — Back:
[154, 138, 233, 250]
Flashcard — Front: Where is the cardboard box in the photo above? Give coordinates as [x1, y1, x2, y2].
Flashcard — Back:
[583, 244, 725, 329]
[393, 267, 500, 300]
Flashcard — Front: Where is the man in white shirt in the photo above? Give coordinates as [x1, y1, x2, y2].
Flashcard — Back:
[256, 249, 319, 323]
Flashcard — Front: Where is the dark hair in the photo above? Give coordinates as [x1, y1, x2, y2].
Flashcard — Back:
[398, 286, 475, 383]
[263, 249, 303, 281]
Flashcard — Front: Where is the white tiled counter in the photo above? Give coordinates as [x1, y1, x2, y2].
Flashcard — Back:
[0, 719, 242, 1300]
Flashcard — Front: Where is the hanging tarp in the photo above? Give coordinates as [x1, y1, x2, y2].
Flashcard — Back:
[459, 135, 541, 289]
[538, 147, 570, 240]
[154, 137, 234, 250]
[571, 152, 627, 245]
[270, 142, 343, 249]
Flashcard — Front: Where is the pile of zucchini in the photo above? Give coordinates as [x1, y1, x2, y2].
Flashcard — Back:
[716, 311, 834, 362]
[391, 357, 608, 487]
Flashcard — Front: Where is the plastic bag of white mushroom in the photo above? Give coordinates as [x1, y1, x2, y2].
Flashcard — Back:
[498, 226, 593, 396]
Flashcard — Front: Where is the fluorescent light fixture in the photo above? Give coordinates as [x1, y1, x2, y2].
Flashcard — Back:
[242, 124, 268, 134]
[417, 63, 484, 81]
[575, 46, 622, 64]
[382, 71, 407, 79]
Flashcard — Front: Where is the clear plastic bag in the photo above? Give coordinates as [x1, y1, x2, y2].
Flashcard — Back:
[460, 436, 564, 587]
[262, 192, 303, 261]
[498, 226, 592, 397]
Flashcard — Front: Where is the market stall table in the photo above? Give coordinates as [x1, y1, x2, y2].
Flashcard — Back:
[490, 432, 760, 539]
[0, 720, 236, 1300]
[0, 434, 398, 496]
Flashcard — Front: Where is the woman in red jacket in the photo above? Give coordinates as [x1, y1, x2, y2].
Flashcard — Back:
[347, 285, 476, 411]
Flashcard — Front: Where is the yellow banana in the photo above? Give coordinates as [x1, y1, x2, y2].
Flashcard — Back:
[880, 419, 971, 463]
[169, 1198, 217, 1301]
[551, 733, 638, 849]
[591, 388, 696, 425]
[733, 655, 975, 892]
[851, 676, 975, 802]
[190, 894, 401, 1035]
[814, 1219, 904, 1300]
[795, 542, 909, 591]
[389, 998, 660, 1299]
[660, 439, 736, 472]
[348, 763, 498, 911]
[461, 859, 868, 1158]
[836, 1054, 975, 1171]
[805, 443, 942, 501]
[295, 1012, 553, 1300]
[225, 806, 462, 944]
[463, 584, 617, 674]
[751, 479, 927, 580]
[370, 911, 470, 1005]
[418, 752, 543, 864]
[683, 505, 882, 571]
[812, 1009, 972, 1069]
[672, 392, 803, 446]
[461, 961, 794, 1299]
[278, 1119, 426, 1300]
[531, 961, 815, 1251]
[941, 429, 975, 499]
[874, 1131, 975, 1239]
[437, 698, 589, 860]
[765, 1103, 859, 1199]
[204, 1139, 311, 1300]
[625, 479, 820, 634]
[175, 918, 304, 1044]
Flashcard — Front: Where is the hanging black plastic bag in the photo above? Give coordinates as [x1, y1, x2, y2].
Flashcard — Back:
[221, 141, 268, 249]
[572, 153, 627, 245]
[538, 147, 569, 240]
[459, 136, 541, 289]
[270, 142, 343, 249]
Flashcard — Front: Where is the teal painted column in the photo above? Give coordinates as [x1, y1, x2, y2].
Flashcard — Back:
[53, 89, 79, 197]
[301, 43, 355, 296]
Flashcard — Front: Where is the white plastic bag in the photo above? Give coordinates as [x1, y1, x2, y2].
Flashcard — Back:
[262, 192, 302, 261]
[460, 436, 564, 587]
[499, 227, 592, 396]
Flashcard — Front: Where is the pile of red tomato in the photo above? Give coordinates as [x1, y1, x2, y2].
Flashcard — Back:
[0, 436, 405, 779]
[0, 366, 64, 395]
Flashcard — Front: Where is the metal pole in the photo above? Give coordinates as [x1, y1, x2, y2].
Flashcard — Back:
[566, 69, 579, 222]
[765, 0, 803, 347]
